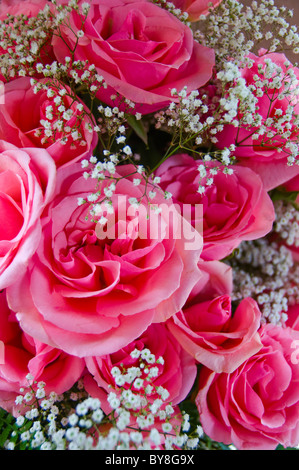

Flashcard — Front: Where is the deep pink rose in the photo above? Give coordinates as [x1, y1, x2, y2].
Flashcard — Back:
[171, 0, 223, 21]
[0, 140, 56, 290]
[216, 51, 299, 190]
[196, 324, 299, 450]
[7, 163, 203, 358]
[0, 77, 98, 168]
[0, 291, 84, 415]
[156, 153, 275, 260]
[84, 322, 197, 413]
[167, 294, 262, 374]
[52, 0, 215, 114]
[286, 304, 299, 330]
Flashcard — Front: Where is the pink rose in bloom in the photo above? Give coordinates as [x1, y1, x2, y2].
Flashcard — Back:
[167, 294, 262, 374]
[7, 163, 203, 358]
[0, 77, 98, 168]
[52, 0, 215, 114]
[196, 324, 299, 450]
[0, 140, 56, 290]
[171, 0, 223, 21]
[84, 323, 197, 413]
[156, 153, 275, 260]
[216, 51, 299, 190]
[0, 291, 85, 415]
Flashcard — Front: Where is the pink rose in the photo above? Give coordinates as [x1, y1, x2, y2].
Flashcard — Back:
[171, 0, 223, 21]
[0, 140, 56, 290]
[156, 153, 275, 260]
[167, 294, 262, 373]
[0, 77, 98, 168]
[0, 291, 84, 415]
[52, 0, 215, 114]
[7, 163, 203, 358]
[196, 324, 299, 450]
[286, 304, 299, 330]
[0, 0, 46, 17]
[84, 323, 197, 413]
[216, 51, 299, 190]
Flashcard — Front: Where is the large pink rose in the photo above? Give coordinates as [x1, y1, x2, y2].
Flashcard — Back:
[0, 77, 98, 168]
[171, 0, 223, 21]
[7, 163, 203, 358]
[167, 292, 262, 373]
[196, 324, 299, 450]
[216, 51, 299, 190]
[84, 322, 197, 413]
[0, 140, 56, 290]
[0, 291, 84, 415]
[156, 153, 275, 260]
[52, 0, 215, 114]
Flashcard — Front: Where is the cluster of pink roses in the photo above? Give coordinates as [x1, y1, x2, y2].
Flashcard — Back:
[0, 0, 298, 451]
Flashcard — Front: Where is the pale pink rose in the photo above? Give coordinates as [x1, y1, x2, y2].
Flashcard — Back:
[171, 0, 223, 21]
[7, 163, 203, 358]
[84, 323, 197, 413]
[52, 0, 215, 114]
[196, 324, 299, 450]
[156, 153, 275, 260]
[0, 140, 56, 290]
[0, 77, 98, 168]
[216, 51, 299, 190]
[0, 291, 85, 415]
[167, 295, 262, 374]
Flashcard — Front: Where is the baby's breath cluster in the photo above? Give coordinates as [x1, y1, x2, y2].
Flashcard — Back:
[273, 199, 299, 248]
[0, 3, 54, 80]
[153, 86, 236, 190]
[229, 239, 299, 326]
[4, 349, 204, 451]
[196, 0, 299, 65]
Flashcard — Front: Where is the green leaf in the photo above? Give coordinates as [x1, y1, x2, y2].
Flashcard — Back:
[126, 114, 148, 146]
[270, 188, 299, 205]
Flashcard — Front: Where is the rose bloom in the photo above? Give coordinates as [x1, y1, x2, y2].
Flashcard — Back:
[84, 323, 197, 413]
[171, 0, 223, 21]
[7, 163, 203, 358]
[196, 324, 299, 450]
[52, 0, 215, 114]
[167, 292, 262, 373]
[216, 51, 299, 190]
[0, 77, 98, 168]
[0, 140, 56, 290]
[167, 259, 262, 373]
[156, 153, 275, 260]
[0, 291, 84, 415]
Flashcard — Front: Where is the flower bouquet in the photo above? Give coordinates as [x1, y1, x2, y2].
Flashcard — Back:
[0, 0, 298, 452]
